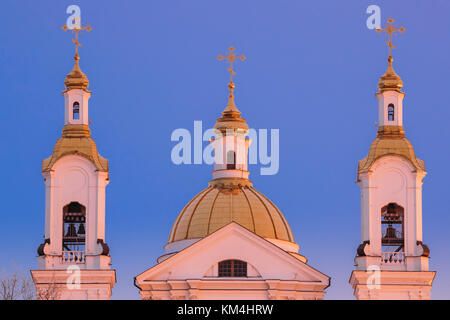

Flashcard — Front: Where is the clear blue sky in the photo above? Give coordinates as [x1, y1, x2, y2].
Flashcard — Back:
[1, 0, 449, 299]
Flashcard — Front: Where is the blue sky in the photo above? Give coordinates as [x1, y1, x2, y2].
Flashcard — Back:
[1, 0, 450, 299]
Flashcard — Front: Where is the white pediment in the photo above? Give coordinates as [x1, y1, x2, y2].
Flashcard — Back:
[136, 222, 329, 285]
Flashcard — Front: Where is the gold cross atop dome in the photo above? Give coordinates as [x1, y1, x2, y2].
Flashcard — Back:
[62, 19, 93, 57]
[217, 46, 246, 84]
[375, 17, 405, 93]
[61, 19, 92, 92]
[216, 46, 246, 112]
[214, 46, 248, 132]
[375, 17, 406, 58]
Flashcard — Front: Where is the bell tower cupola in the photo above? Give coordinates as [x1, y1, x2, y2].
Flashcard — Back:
[31, 21, 115, 300]
[211, 47, 251, 184]
[349, 18, 435, 300]
[376, 55, 404, 128]
[63, 52, 91, 125]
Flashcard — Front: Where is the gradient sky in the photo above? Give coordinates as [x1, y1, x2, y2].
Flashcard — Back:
[1, 0, 450, 299]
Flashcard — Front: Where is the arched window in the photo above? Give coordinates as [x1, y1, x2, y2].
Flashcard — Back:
[62, 202, 86, 262]
[388, 104, 395, 121]
[226, 151, 236, 170]
[73, 102, 80, 120]
[381, 203, 404, 262]
[218, 260, 247, 277]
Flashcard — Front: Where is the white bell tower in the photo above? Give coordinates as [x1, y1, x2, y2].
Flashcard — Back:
[31, 26, 116, 300]
[211, 47, 250, 183]
[211, 82, 251, 182]
[349, 18, 435, 300]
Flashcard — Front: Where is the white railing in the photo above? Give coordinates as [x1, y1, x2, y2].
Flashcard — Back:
[381, 251, 405, 264]
[62, 251, 86, 263]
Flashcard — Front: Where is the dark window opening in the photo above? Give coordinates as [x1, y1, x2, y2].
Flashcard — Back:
[226, 151, 236, 170]
[73, 102, 80, 120]
[381, 203, 404, 261]
[388, 104, 395, 121]
[218, 260, 247, 277]
[62, 202, 86, 262]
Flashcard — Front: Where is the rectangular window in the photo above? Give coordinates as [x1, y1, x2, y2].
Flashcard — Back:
[388, 104, 395, 121]
[73, 102, 80, 120]
[218, 260, 247, 277]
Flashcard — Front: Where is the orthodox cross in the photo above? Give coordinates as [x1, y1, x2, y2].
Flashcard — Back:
[375, 17, 406, 57]
[217, 46, 246, 83]
[62, 18, 93, 56]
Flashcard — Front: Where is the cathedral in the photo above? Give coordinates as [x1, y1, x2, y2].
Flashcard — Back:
[30, 18, 435, 300]
[134, 47, 330, 300]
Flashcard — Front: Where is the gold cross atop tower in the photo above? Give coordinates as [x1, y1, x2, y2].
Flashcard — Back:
[375, 17, 406, 57]
[217, 46, 246, 84]
[217, 46, 246, 110]
[62, 19, 93, 56]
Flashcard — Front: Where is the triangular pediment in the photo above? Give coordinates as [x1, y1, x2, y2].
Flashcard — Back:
[136, 222, 329, 286]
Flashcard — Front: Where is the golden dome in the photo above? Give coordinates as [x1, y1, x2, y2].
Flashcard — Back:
[64, 54, 90, 92]
[357, 126, 425, 178]
[169, 47, 296, 251]
[168, 179, 295, 244]
[378, 56, 403, 92]
[42, 124, 108, 172]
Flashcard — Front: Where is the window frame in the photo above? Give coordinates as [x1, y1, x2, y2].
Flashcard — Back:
[218, 259, 247, 277]
[62, 202, 86, 255]
[226, 151, 236, 170]
[73, 102, 80, 120]
[381, 202, 404, 252]
[388, 104, 395, 122]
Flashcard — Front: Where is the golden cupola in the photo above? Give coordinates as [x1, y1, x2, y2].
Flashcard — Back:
[358, 18, 425, 178]
[168, 183, 296, 244]
[43, 24, 108, 174]
[214, 81, 249, 132]
[378, 56, 403, 92]
[375, 17, 406, 93]
[64, 53, 90, 92]
[166, 47, 302, 259]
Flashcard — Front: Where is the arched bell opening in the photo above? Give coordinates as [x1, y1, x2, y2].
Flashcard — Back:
[62, 202, 86, 262]
[381, 203, 405, 263]
[73, 102, 80, 120]
[388, 103, 395, 121]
